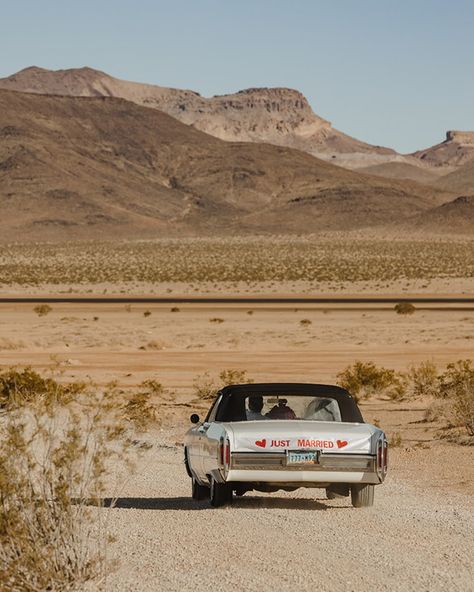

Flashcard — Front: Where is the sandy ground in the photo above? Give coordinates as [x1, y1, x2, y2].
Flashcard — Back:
[100, 432, 473, 592]
[1, 299, 473, 590]
[1, 277, 473, 296]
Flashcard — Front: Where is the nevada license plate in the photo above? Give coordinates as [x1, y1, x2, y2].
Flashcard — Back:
[287, 450, 320, 465]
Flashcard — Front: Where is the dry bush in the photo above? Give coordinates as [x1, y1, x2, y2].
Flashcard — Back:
[0, 376, 129, 591]
[170, 307, 180, 312]
[219, 369, 253, 387]
[143, 310, 151, 317]
[390, 432, 403, 447]
[121, 379, 162, 431]
[394, 302, 416, 315]
[209, 317, 224, 323]
[405, 360, 439, 398]
[299, 319, 312, 327]
[435, 360, 474, 436]
[193, 371, 217, 400]
[0, 367, 85, 410]
[193, 369, 253, 400]
[33, 304, 52, 317]
[336, 361, 405, 402]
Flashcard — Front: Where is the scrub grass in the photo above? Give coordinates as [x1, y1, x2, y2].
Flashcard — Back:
[0, 368, 142, 591]
[1, 237, 473, 286]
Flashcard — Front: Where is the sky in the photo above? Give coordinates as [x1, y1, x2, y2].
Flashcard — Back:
[1, 0, 472, 153]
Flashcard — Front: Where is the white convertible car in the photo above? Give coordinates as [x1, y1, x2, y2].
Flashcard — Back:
[184, 383, 388, 508]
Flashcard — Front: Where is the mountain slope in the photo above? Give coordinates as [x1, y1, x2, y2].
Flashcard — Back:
[402, 195, 474, 234]
[358, 162, 441, 184]
[411, 131, 474, 170]
[0, 66, 398, 168]
[0, 89, 450, 241]
[434, 160, 474, 194]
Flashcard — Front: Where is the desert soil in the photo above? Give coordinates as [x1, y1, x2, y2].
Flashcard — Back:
[100, 435, 473, 592]
[0, 298, 473, 590]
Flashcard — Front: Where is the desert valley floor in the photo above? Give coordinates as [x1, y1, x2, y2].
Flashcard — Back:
[0, 295, 473, 590]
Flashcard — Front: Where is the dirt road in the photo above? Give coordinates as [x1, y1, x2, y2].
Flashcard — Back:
[103, 440, 473, 592]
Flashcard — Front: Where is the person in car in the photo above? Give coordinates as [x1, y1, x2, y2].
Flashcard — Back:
[246, 395, 267, 420]
[266, 398, 296, 419]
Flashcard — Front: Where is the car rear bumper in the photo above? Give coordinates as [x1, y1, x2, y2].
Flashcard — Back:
[225, 452, 381, 484]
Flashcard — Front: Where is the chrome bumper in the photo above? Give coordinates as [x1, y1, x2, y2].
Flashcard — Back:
[231, 452, 376, 473]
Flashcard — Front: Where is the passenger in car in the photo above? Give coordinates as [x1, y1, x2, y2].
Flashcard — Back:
[246, 395, 268, 421]
[266, 399, 296, 420]
[304, 398, 341, 422]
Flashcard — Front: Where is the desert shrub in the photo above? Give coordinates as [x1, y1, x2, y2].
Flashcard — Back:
[406, 360, 439, 398]
[143, 310, 151, 317]
[436, 360, 474, 435]
[0, 367, 85, 410]
[193, 369, 253, 400]
[219, 369, 253, 387]
[209, 317, 224, 323]
[33, 304, 52, 317]
[336, 361, 405, 402]
[170, 307, 180, 312]
[394, 302, 415, 315]
[390, 432, 403, 447]
[121, 380, 162, 431]
[193, 371, 217, 400]
[0, 380, 128, 591]
[299, 319, 312, 326]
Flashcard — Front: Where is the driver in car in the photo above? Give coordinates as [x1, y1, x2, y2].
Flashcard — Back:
[266, 398, 296, 419]
[246, 395, 268, 420]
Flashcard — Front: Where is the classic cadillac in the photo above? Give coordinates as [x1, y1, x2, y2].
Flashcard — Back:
[184, 383, 388, 508]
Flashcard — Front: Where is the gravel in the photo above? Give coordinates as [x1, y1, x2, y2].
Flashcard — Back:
[103, 444, 474, 592]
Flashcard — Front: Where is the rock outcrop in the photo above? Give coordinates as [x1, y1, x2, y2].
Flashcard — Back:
[412, 130, 474, 169]
[0, 66, 397, 168]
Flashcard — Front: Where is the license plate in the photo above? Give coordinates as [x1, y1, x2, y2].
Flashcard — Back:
[286, 450, 320, 465]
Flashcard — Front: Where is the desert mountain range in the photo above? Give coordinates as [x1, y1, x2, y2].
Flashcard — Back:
[0, 66, 472, 240]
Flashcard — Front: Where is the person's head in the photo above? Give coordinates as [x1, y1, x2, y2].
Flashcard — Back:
[248, 395, 264, 413]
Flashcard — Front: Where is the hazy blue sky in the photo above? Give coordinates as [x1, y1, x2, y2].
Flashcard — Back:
[1, 0, 472, 152]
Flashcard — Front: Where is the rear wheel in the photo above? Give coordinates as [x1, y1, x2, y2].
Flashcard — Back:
[209, 478, 233, 507]
[192, 477, 209, 501]
[351, 484, 375, 508]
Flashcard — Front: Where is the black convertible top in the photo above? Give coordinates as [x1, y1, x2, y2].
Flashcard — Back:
[213, 383, 364, 423]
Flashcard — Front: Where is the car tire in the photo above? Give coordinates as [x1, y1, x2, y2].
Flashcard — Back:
[209, 478, 232, 507]
[192, 477, 209, 501]
[351, 484, 375, 508]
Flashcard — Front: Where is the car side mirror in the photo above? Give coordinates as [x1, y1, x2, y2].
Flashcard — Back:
[190, 413, 200, 424]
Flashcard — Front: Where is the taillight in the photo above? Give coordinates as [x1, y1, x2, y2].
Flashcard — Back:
[219, 437, 231, 468]
[225, 438, 230, 465]
[219, 438, 224, 465]
[376, 438, 388, 480]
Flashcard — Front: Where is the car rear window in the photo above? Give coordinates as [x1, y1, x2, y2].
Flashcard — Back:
[246, 394, 341, 421]
[217, 393, 344, 422]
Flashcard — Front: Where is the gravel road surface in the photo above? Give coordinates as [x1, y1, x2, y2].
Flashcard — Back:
[104, 442, 473, 592]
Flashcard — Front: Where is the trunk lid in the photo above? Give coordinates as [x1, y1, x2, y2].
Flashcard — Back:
[223, 420, 379, 454]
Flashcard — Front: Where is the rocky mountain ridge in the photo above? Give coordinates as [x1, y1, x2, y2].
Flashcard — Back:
[0, 88, 453, 241]
[0, 66, 399, 168]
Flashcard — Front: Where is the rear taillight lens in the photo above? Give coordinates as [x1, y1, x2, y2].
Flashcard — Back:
[377, 438, 388, 479]
[219, 437, 231, 468]
[219, 439, 224, 465]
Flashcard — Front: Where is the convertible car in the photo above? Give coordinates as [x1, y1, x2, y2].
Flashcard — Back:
[184, 383, 388, 508]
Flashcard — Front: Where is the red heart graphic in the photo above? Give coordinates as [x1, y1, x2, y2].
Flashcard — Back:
[255, 439, 266, 448]
[337, 440, 348, 449]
